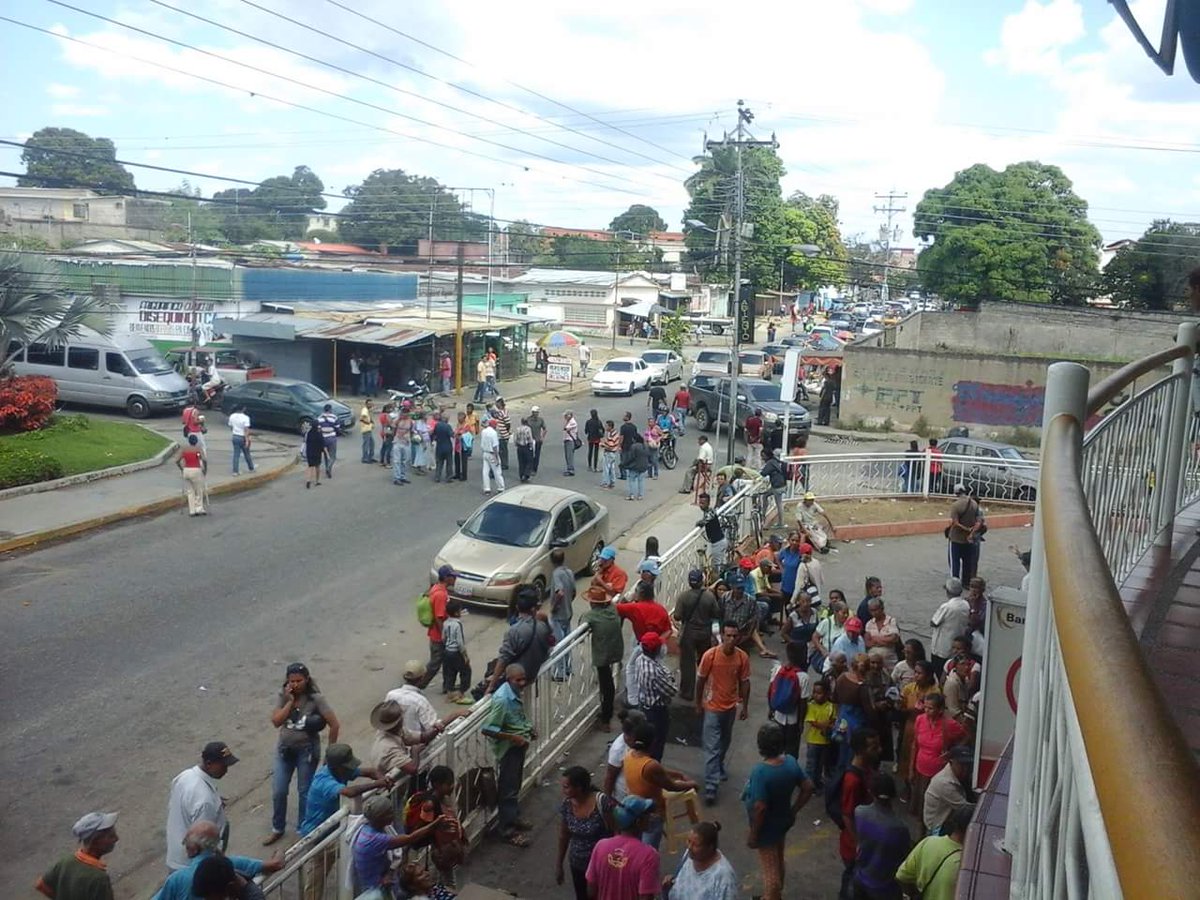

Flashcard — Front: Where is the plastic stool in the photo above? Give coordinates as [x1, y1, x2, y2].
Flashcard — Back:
[661, 788, 700, 854]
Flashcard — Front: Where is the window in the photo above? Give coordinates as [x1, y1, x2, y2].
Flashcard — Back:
[264, 389, 295, 405]
[941, 442, 965, 456]
[67, 347, 99, 370]
[6, 341, 23, 362]
[26, 343, 63, 366]
[977, 447, 1000, 459]
[105, 352, 135, 377]
[462, 503, 550, 548]
[552, 508, 575, 541]
[604, 361, 633, 372]
[72, 203, 89, 220]
[570, 500, 595, 530]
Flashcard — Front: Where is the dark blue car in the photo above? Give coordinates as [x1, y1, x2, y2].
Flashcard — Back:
[220, 378, 353, 434]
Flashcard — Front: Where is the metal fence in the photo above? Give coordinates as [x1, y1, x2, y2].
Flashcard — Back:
[261, 482, 762, 899]
[779, 450, 1039, 505]
[1006, 326, 1200, 899]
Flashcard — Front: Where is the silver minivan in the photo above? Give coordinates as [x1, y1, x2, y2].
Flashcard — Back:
[9, 329, 191, 418]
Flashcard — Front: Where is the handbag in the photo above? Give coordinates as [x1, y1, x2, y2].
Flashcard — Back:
[572, 434, 583, 450]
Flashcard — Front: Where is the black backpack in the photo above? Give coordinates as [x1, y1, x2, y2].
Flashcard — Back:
[823, 763, 863, 830]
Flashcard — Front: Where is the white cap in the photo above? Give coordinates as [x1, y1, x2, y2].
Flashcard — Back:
[531, 405, 540, 412]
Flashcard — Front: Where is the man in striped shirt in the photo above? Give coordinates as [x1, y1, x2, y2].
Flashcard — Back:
[493, 397, 512, 470]
[629, 632, 676, 761]
[316, 404, 341, 479]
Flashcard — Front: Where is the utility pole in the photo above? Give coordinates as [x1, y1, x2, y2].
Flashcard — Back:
[187, 210, 198, 349]
[610, 241, 622, 351]
[873, 189, 907, 304]
[455, 244, 465, 395]
[706, 100, 777, 464]
[425, 193, 437, 318]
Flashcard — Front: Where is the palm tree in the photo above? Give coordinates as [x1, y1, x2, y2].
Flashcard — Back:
[0, 251, 118, 374]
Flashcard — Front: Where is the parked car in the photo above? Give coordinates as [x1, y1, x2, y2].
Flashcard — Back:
[688, 375, 811, 450]
[9, 328, 190, 418]
[219, 377, 353, 434]
[761, 343, 789, 375]
[828, 315, 852, 331]
[934, 437, 1038, 501]
[165, 346, 275, 385]
[591, 357, 653, 395]
[640, 349, 685, 384]
[680, 314, 734, 336]
[690, 349, 734, 380]
[431, 485, 609, 611]
[737, 350, 773, 379]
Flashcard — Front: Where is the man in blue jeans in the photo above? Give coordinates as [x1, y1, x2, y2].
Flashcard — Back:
[694, 622, 750, 805]
[228, 405, 255, 475]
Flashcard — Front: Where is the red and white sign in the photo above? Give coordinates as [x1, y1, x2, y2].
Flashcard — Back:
[975, 590, 1026, 788]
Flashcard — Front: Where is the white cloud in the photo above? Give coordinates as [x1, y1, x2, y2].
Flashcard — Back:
[983, 0, 1086, 75]
[49, 103, 110, 117]
[46, 83, 80, 99]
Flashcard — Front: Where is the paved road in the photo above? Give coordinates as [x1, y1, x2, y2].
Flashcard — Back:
[0, 384, 892, 896]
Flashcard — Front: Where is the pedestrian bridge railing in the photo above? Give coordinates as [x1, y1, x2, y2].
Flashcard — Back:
[260, 483, 761, 898]
[1006, 327, 1200, 899]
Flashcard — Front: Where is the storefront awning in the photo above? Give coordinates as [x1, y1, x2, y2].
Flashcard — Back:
[618, 298, 668, 318]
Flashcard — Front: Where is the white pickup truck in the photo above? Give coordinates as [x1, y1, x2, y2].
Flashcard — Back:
[680, 314, 735, 336]
[166, 346, 275, 385]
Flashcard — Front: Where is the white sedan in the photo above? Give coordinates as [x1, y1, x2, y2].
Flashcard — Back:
[591, 357, 653, 396]
[640, 349, 684, 384]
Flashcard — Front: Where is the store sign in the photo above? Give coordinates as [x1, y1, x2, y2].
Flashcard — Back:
[975, 589, 1026, 788]
[125, 299, 250, 342]
[736, 282, 755, 345]
[546, 354, 573, 385]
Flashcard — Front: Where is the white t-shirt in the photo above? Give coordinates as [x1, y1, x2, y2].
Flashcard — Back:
[384, 684, 438, 743]
[767, 663, 812, 726]
[697, 442, 714, 465]
[930, 596, 971, 658]
[228, 412, 250, 437]
[607, 734, 630, 800]
[165, 765, 226, 869]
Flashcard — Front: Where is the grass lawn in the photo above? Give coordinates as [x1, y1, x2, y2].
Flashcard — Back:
[1, 415, 171, 477]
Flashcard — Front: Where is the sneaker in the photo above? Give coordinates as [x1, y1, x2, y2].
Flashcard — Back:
[703, 792, 717, 807]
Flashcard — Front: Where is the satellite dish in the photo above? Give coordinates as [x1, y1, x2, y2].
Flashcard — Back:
[1109, 0, 1200, 82]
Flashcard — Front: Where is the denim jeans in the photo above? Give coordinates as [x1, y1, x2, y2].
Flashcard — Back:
[601, 451, 619, 487]
[232, 435, 254, 474]
[647, 448, 659, 478]
[702, 708, 736, 794]
[271, 740, 319, 834]
[392, 442, 410, 483]
[563, 440, 576, 474]
[379, 438, 392, 466]
[435, 450, 452, 482]
[627, 470, 645, 499]
[323, 439, 337, 477]
[496, 744, 527, 832]
[361, 432, 375, 462]
[674, 409, 687, 433]
[806, 742, 832, 788]
[442, 375, 452, 393]
[442, 650, 472, 694]
[551, 617, 572, 679]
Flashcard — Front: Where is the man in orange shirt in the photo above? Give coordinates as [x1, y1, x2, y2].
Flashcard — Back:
[695, 623, 751, 805]
[420, 565, 453, 690]
[590, 547, 629, 600]
[37, 811, 119, 899]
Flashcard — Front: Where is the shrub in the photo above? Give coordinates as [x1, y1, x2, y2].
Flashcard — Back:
[0, 446, 64, 488]
[0, 375, 58, 433]
[911, 414, 931, 437]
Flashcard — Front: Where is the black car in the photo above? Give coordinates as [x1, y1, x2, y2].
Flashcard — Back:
[219, 378, 353, 434]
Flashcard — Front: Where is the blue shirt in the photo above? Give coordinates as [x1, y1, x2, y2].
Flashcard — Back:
[778, 547, 803, 596]
[831, 634, 866, 663]
[351, 824, 395, 889]
[299, 765, 359, 836]
[741, 755, 809, 846]
[152, 850, 263, 900]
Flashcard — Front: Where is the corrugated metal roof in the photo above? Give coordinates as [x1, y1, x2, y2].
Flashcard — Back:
[303, 320, 433, 347]
[507, 268, 654, 286]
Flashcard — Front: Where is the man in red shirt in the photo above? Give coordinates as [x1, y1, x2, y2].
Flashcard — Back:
[420, 565, 454, 690]
[590, 547, 629, 601]
[671, 385, 691, 433]
[744, 408, 764, 464]
[839, 727, 881, 898]
[616, 589, 671, 641]
[439, 350, 453, 394]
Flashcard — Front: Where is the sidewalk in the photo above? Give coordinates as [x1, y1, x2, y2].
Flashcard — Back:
[0, 416, 298, 553]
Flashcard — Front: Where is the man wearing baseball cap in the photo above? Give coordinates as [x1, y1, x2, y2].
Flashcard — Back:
[526, 405, 547, 474]
[628, 632, 677, 761]
[165, 742, 238, 869]
[796, 491, 836, 552]
[590, 545, 629, 601]
[829, 616, 867, 671]
[299, 743, 391, 837]
[420, 565, 455, 690]
[671, 568, 721, 702]
[36, 812, 119, 899]
[947, 484, 983, 582]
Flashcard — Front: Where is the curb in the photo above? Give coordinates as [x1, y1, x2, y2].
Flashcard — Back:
[837, 511, 1034, 541]
[0, 426, 178, 501]
[0, 456, 300, 556]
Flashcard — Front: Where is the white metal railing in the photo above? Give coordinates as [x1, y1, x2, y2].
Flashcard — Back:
[1006, 325, 1200, 900]
[781, 450, 1039, 504]
[260, 483, 762, 899]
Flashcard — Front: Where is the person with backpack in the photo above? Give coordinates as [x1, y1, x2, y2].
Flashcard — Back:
[401, 765, 465, 886]
[766, 641, 811, 760]
[828, 727, 881, 900]
[418, 566, 454, 691]
[742, 723, 815, 900]
[486, 589, 555, 691]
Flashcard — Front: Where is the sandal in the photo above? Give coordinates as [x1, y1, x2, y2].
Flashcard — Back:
[262, 832, 284, 846]
[501, 830, 531, 848]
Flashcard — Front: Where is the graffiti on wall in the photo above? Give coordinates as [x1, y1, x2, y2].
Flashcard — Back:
[952, 380, 1044, 426]
[856, 382, 925, 413]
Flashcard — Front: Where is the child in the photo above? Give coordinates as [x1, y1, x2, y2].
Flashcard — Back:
[442, 600, 473, 704]
[803, 679, 836, 788]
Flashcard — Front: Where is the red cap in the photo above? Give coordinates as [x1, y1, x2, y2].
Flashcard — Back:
[799, 543, 814, 555]
[844, 616, 864, 634]
[640, 632, 664, 653]
[738, 556, 755, 571]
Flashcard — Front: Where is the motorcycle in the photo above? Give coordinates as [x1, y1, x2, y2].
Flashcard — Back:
[188, 375, 226, 410]
[388, 369, 435, 409]
[659, 427, 679, 470]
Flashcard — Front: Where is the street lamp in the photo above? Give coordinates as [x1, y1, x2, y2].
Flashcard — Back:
[779, 244, 821, 444]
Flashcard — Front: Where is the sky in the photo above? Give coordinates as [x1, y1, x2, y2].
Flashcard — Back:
[1, 0, 1199, 248]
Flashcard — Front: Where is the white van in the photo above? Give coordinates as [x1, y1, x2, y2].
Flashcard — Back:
[9, 329, 191, 418]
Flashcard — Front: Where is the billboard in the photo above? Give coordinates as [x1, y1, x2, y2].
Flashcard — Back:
[975, 588, 1026, 788]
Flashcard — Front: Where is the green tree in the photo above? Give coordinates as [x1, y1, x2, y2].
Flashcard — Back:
[658, 310, 689, 353]
[161, 181, 229, 244]
[682, 145, 786, 282]
[18, 127, 136, 193]
[338, 169, 476, 254]
[251, 166, 327, 240]
[914, 161, 1101, 307]
[533, 236, 657, 269]
[1103, 221, 1200, 310]
[504, 220, 547, 263]
[210, 187, 279, 243]
[0, 252, 118, 372]
[609, 204, 667, 236]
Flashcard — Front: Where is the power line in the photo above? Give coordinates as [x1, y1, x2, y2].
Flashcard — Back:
[317, 0, 690, 164]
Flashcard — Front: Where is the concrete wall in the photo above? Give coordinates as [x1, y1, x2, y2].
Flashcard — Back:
[875, 305, 1182, 361]
[840, 345, 1166, 431]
